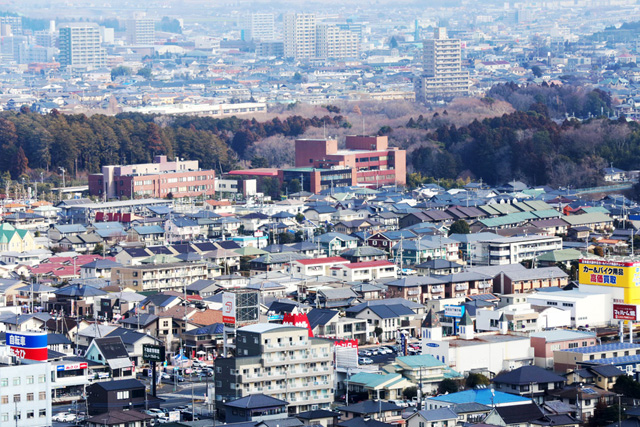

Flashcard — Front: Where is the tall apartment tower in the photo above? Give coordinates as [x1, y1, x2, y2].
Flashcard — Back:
[415, 27, 469, 102]
[58, 23, 106, 68]
[242, 13, 275, 42]
[125, 16, 156, 45]
[215, 324, 334, 414]
[316, 23, 359, 59]
[283, 13, 317, 59]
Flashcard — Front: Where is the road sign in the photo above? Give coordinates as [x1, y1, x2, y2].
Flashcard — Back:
[142, 344, 166, 363]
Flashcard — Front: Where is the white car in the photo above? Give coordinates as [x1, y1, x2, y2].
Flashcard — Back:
[53, 413, 77, 422]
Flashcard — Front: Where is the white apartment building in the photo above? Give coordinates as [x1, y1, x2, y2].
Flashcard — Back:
[243, 13, 275, 42]
[215, 324, 334, 414]
[125, 17, 155, 45]
[284, 13, 317, 59]
[477, 234, 563, 265]
[0, 352, 52, 427]
[330, 260, 397, 282]
[58, 23, 106, 68]
[316, 24, 359, 59]
[415, 27, 469, 101]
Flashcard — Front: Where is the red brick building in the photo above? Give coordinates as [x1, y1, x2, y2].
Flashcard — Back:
[294, 135, 407, 187]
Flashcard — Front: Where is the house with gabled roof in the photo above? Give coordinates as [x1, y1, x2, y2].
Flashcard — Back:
[346, 300, 421, 341]
[85, 336, 134, 379]
[306, 308, 368, 343]
[346, 372, 413, 401]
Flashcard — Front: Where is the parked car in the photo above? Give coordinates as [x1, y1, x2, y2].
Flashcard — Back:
[358, 357, 374, 365]
[160, 372, 171, 380]
[147, 409, 167, 419]
[181, 411, 199, 421]
[390, 399, 409, 408]
[53, 413, 77, 422]
[358, 350, 372, 357]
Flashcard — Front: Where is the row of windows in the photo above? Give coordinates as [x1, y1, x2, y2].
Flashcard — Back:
[0, 391, 47, 403]
[1, 409, 47, 421]
[0, 375, 46, 386]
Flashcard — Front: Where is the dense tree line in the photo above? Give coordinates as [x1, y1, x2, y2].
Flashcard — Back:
[487, 83, 613, 119]
[411, 109, 640, 187]
[0, 109, 348, 180]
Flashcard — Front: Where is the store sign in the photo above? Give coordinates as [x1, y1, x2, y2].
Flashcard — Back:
[614, 304, 638, 321]
[335, 339, 358, 349]
[7, 332, 47, 361]
[142, 344, 166, 363]
[56, 363, 88, 371]
[222, 292, 236, 324]
[444, 305, 465, 318]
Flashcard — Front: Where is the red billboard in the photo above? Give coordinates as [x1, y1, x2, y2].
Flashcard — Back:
[282, 313, 314, 337]
[614, 304, 637, 321]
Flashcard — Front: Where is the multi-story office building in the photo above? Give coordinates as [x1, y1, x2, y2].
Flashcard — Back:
[58, 23, 106, 69]
[415, 27, 469, 101]
[294, 135, 406, 187]
[125, 16, 155, 45]
[283, 13, 317, 59]
[215, 324, 334, 415]
[316, 24, 359, 59]
[242, 13, 275, 42]
[88, 155, 216, 199]
[0, 352, 52, 427]
[0, 16, 22, 35]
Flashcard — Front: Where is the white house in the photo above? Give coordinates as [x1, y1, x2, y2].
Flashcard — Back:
[290, 257, 351, 277]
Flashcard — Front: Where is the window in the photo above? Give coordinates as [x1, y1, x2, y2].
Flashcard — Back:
[0, 396, 7, 404]
[0, 379, 6, 387]
[12, 378, 19, 386]
[39, 392, 46, 401]
[13, 394, 20, 402]
[1, 413, 7, 422]
[38, 375, 46, 383]
[26, 411, 34, 419]
[116, 391, 130, 400]
[39, 409, 46, 418]
[27, 393, 34, 401]
[26, 376, 34, 385]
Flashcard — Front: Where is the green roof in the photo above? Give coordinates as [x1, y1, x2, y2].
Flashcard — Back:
[532, 209, 562, 219]
[140, 254, 182, 264]
[563, 212, 612, 226]
[348, 372, 404, 388]
[478, 211, 537, 228]
[580, 206, 610, 214]
[535, 248, 584, 262]
[234, 246, 268, 256]
[396, 354, 445, 368]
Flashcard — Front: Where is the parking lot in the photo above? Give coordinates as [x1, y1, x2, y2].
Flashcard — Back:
[357, 342, 422, 366]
